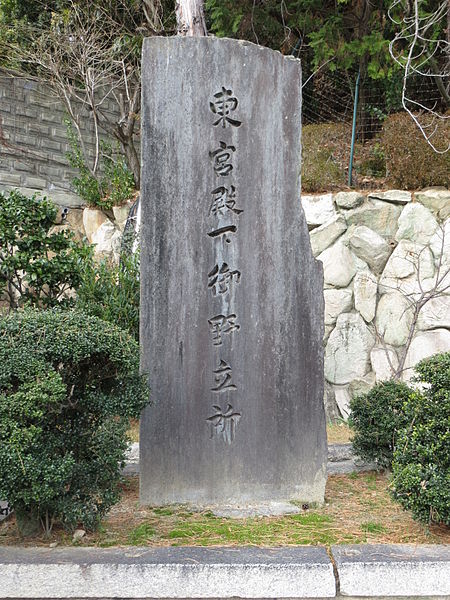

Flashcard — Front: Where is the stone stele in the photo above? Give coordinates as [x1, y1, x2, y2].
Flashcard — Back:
[140, 36, 327, 506]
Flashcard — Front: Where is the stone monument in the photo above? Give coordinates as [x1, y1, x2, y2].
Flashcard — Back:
[140, 36, 327, 506]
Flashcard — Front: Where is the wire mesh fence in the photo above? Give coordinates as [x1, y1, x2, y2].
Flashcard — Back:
[301, 67, 447, 191]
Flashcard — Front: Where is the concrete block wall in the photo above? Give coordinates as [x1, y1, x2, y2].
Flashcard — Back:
[0, 72, 120, 206]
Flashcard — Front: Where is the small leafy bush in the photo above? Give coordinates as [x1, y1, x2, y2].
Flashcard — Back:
[391, 352, 450, 525]
[0, 189, 92, 310]
[383, 112, 450, 188]
[349, 380, 412, 469]
[76, 246, 140, 341]
[66, 120, 135, 209]
[0, 308, 149, 535]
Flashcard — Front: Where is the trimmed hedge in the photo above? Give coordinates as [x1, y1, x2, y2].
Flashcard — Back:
[391, 353, 450, 525]
[349, 380, 412, 469]
[0, 308, 149, 535]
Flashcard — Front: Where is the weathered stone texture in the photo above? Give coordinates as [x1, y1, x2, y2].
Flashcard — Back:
[140, 37, 327, 505]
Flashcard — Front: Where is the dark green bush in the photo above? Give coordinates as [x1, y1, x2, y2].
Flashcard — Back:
[0, 308, 149, 535]
[391, 352, 450, 525]
[0, 189, 92, 310]
[349, 380, 412, 468]
[383, 112, 450, 188]
[76, 247, 140, 341]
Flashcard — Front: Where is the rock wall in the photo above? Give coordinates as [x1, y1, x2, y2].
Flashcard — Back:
[303, 188, 450, 419]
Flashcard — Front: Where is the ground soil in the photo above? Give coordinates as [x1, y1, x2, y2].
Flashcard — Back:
[1, 472, 448, 548]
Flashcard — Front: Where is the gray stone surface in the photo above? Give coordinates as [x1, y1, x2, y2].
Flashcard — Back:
[302, 193, 336, 227]
[325, 313, 375, 384]
[332, 544, 450, 597]
[310, 214, 347, 256]
[140, 37, 327, 506]
[123, 442, 376, 476]
[348, 225, 392, 274]
[368, 189, 412, 204]
[0, 500, 11, 521]
[0, 546, 336, 598]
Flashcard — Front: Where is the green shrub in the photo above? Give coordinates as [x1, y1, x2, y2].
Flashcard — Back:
[66, 120, 135, 209]
[76, 247, 140, 341]
[349, 380, 412, 469]
[391, 352, 450, 525]
[0, 189, 92, 310]
[383, 112, 450, 189]
[0, 308, 149, 535]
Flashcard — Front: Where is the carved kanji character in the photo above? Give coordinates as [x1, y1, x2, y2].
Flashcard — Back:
[209, 186, 243, 216]
[208, 314, 240, 346]
[210, 87, 242, 128]
[206, 403, 241, 444]
[210, 141, 236, 176]
[208, 262, 241, 296]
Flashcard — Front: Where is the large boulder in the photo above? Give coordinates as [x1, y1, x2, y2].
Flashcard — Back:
[354, 271, 378, 323]
[310, 214, 347, 256]
[335, 191, 365, 209]
[91, 221, 122, 260]
[379, 240, 435, 294]
[368, 190, 412, 204]
[395, 203, 438, 245]
[318, 241, 357, 287]
[430, 219, 450, 265]
[83, 208, 109, 243]
[370, 346, 399, 382]
[375, 291, 413, 347]
[403, 329, 450, 381]
[348, 225, 392, 273]
[325, 313, 375, 384]
[345, 199, 402, 239]
[415, 187, 450, 220]
[324, 288, 353, 325]
[301, 193, 336, 227]
[417, 296, 450, 331]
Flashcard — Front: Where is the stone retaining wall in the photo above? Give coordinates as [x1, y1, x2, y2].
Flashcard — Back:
[303, 188, 450, 419]
[0, 72, 119, 207]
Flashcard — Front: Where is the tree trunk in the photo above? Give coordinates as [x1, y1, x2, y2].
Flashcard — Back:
[176, 0, 207, 36]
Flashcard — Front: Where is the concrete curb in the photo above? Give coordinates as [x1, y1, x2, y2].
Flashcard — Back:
[0, 545, 449, 599]
[0, 546, 335, 598]
[333, 544, 450, 597]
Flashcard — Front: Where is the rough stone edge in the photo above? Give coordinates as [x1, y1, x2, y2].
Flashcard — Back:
[332, 544, 450, 597]
[0, 546, 335, 599]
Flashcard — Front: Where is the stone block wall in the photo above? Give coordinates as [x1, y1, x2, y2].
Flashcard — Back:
[303, 188, 450, 420]
[0, 72, 118, 207]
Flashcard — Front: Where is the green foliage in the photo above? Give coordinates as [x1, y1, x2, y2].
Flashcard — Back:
[76, 245, 140, 341]
[0, 308, 149, 535]
[383, 112, 450, 188]
[65, 120, 135, 209]
[206, 1, 399, 80]
[391, 353, 450, 525]
[349, 380, 412, 469]
[0, 189, 92, 310]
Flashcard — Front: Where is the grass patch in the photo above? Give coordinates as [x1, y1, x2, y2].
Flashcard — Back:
[361, 521, 386, 534]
